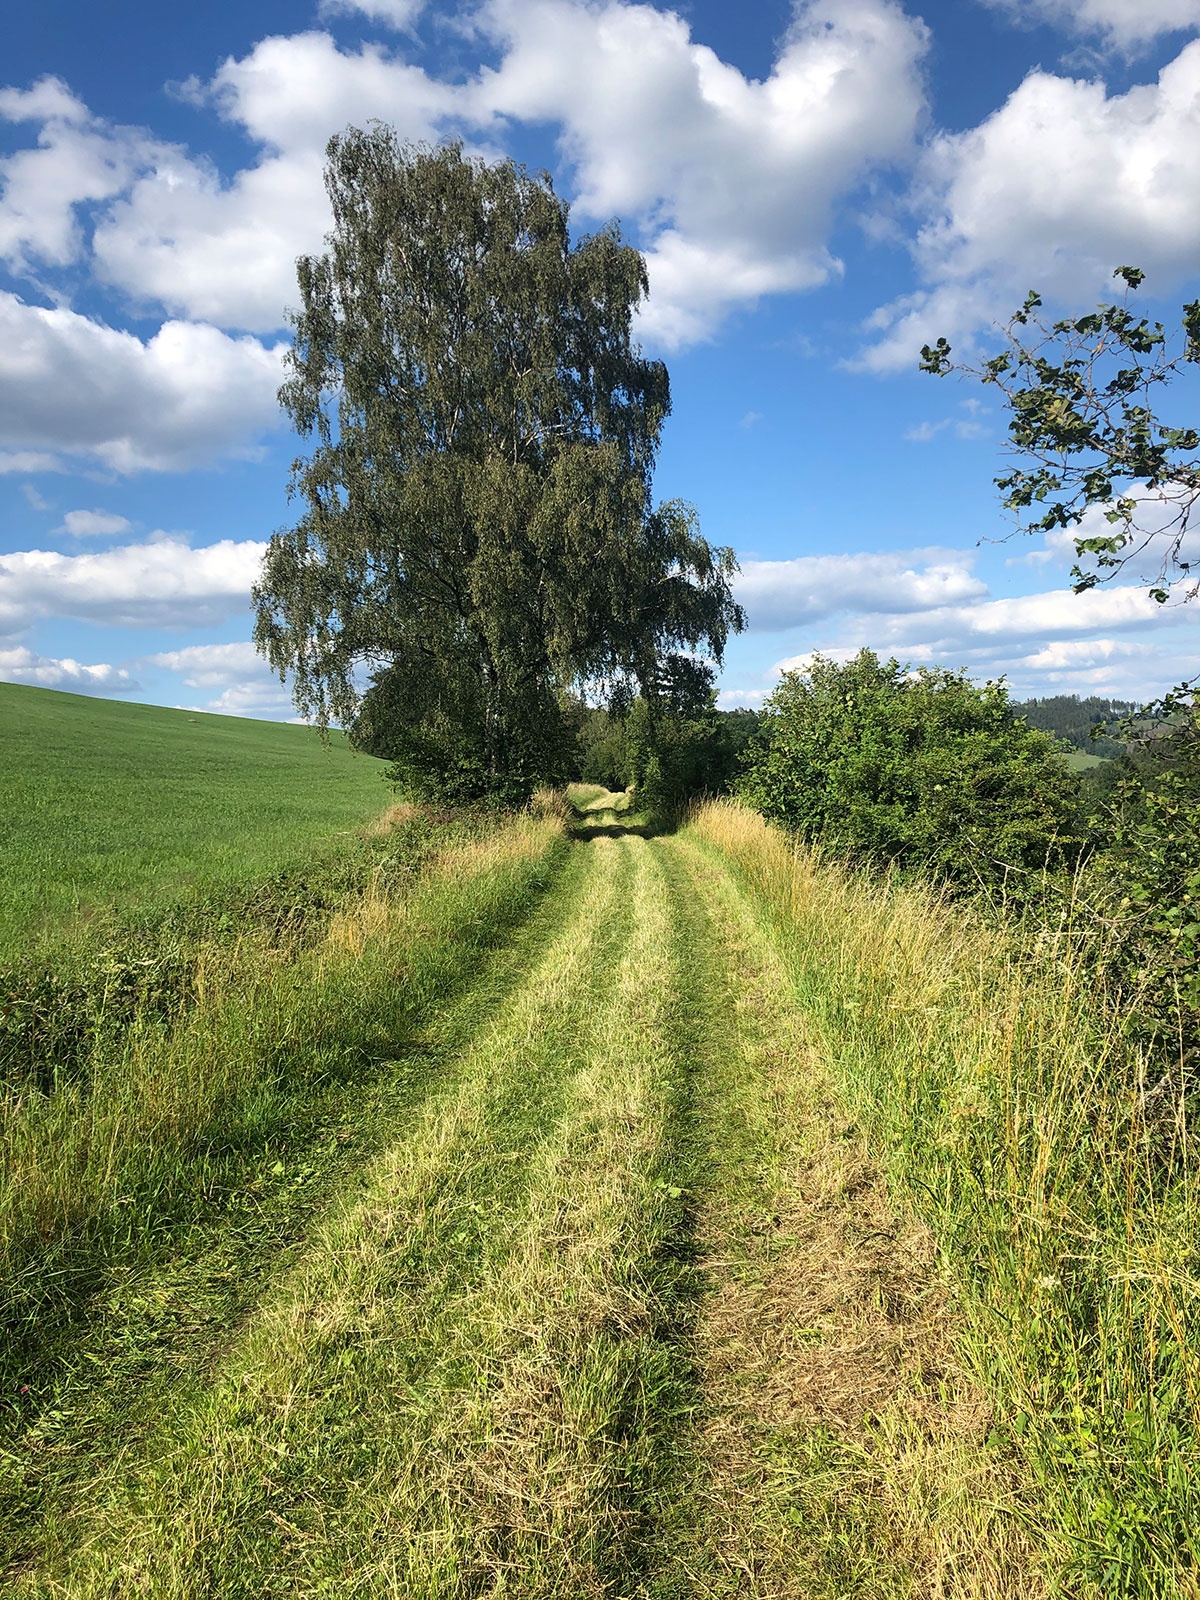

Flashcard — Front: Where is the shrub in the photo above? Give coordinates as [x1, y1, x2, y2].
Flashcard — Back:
[737, 649, 1085, 886]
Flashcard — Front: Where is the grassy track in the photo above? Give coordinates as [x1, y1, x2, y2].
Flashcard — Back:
[3, 790, 1189, 1595]
[0, 682, 388, 956]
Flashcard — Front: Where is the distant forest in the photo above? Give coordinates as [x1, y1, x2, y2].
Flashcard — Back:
[1010, 694, 1136, 759]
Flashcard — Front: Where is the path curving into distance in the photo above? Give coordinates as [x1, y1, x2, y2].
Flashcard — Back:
[2, 794, 1036, 1599]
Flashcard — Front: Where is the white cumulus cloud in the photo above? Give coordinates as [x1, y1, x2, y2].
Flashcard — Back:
[478, 0, 929, 345]
[2, 1, 930, 347]
[57, 509, 133, 538]
[0, 536, 267, 636]
[149, 639, 265, 686]
[0, 645, 138, 694]
[147, 640, 294, 717]
[863, 39, 1200, 369]
[735, 547, 987, 631]
[980, 0, 1200, 50]
[0, 292, 285, 472]
[0, 75, 172, 275]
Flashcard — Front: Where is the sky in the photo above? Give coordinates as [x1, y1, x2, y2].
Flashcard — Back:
[2, 0, 1199, 721]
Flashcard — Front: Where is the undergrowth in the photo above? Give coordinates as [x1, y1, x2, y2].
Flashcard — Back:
[0, 805, 473, 1088]
[687, 799, 1200, 1599]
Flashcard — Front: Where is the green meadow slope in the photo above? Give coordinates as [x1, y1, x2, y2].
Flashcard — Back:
[0, 682, 388, 957]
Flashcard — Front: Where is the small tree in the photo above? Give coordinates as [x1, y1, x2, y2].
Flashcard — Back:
[738, 649, 1083, 885]
[254, 129, 742, 802]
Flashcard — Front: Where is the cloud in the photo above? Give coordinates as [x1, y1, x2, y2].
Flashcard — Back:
[57, 509, 133, 538]
[0, 75, 171, 275]
[478, 0, 929, 345]
[147, 639, 295, 717]
[735, 547, 987, 631]
[0, 645, 138, 694]
[904, 413, 989, 442]
[148, 639, 265, 685]
[319, 0, 426, 27]
[980, 0, 1200, 50]
[870, 583, 1180, 651]
[0, 450, 60, 475]
[1016, 636, 1152, 669]
[863, 40, 1200, 369]
[91, 32, 457, 331]
[0, 536, 267, 635]
[0, 292, 284, 471]
[1, 43, 455, 335]
[3, 1, 929, 347]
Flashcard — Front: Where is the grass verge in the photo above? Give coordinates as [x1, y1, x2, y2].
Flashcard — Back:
[686, 799, 1200, 1598]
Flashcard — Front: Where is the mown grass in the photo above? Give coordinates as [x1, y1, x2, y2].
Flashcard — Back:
[7, 778, 1190, 1595]
[1, 808, 578, 1588]
[687, 799, 1200, 1598]
[4, 827, 704, 1596]
[0, 813, 567, 1371]
[0, 682, 389, 957]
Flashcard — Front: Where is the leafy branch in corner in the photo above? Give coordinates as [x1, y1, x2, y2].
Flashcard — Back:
[921, 267, 1200, 603]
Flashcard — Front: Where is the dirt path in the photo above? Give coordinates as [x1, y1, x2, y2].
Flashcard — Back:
[2, 806, 1036, 1597]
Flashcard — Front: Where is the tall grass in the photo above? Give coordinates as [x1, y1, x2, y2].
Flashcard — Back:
[0, 811, 567, 1357]
[687, 800, 1200, 1598]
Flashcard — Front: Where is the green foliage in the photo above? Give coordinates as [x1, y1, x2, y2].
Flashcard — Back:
[0, 682, 388, 960]
[922, 267, 1200, 600]
[255, 131, 742, 803]
[0, 811, 451, 1093]
[1097, 689, 1200, 1033]
[737, 649, 1084, 884]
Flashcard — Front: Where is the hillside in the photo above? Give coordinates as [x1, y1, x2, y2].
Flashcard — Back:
[1012, 693, 1135, 758]
[0, 682, 388, 957]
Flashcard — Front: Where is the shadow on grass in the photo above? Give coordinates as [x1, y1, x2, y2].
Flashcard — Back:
[568, 818, 665, 842]
[565, 788, 678, 843]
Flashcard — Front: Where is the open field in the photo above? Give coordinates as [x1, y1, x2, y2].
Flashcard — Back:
[0, 786, 1195, 1596]
[0, 683, 389, 957]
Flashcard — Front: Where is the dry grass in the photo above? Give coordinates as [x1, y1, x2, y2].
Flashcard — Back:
[684, 800, 1200, 1597]
[654, 831, 1042, 1599]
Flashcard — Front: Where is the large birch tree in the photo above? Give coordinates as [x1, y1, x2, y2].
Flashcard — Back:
[254, 128, 742, 801]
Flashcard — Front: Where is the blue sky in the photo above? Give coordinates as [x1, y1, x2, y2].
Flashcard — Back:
[2, 0, 1199, 719]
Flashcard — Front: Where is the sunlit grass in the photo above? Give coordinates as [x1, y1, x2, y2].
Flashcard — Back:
[0, 682, 390, 957]
[686, 799, 1200, 1596]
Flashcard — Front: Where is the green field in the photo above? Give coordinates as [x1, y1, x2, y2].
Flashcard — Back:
[0, 683, 390, 957]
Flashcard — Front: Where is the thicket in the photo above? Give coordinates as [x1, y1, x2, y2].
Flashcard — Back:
[0, 806, 477, 1092]
[736, 649, 1085, 887]
[732, 650, 1198, 1098]
[575, 697, 758, 815]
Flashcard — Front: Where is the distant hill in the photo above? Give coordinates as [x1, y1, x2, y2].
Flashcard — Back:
[1011, 694, 1135, 760]
[0, 682, 388, 957]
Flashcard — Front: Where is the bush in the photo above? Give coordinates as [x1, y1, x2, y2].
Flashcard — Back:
[1091, 689, 1200, 1055]
[737, 649, 1085, 886]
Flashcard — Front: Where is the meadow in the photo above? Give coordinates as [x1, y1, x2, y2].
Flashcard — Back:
[0, 726, 1195, 1596]
[0, 683, 389, 957]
